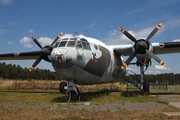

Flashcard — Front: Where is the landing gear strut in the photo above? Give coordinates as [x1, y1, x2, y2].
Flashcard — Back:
[140, 65, 149, 94]
[59, 80, 80, 102]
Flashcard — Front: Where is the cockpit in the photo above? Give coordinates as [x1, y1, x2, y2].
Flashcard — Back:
[53, 37, 91, 50]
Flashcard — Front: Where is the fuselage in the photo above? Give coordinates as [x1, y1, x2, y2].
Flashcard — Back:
[50, 35, 126, 85]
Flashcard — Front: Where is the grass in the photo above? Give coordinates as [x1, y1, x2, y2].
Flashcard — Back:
[0, 90, 180, 120]
[1, 80, 180, 119]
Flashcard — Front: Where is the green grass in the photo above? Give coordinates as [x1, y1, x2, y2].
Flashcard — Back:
[0, 90, 180, 120]
[77, 90, 159, 103]
[0, 90, 158, 104]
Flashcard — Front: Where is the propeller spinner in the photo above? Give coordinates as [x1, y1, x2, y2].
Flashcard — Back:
[28, 32, 63, 72]
[119, 23, 166, 69]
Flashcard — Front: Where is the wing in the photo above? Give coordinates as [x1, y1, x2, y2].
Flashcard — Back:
[108, 44, 132, 56]
[152, 42, 180, 54]
[0, 51, 41, 60]
[109, 41, 180, 56]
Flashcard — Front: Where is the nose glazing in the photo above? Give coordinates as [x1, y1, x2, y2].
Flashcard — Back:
[51, 48, 76, 69]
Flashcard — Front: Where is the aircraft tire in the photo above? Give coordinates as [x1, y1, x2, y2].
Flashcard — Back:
[59, 82, 67, 94]
[143, 80, 149, 94]
[67, 87, 80, 102]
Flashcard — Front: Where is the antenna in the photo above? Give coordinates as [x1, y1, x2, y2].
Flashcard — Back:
[84, 30, 88, 36]
[74, 32, 79, 36]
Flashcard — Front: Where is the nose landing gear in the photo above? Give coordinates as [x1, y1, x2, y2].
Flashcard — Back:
[59, 80, 80, 103]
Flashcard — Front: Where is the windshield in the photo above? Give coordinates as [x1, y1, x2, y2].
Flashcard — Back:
[53, 37, 91, 51]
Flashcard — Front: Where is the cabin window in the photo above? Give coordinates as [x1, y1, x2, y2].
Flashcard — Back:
[94, 44, 98, 50]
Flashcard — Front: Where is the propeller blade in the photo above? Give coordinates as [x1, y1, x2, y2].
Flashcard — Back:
[119, 27, 137, 43]
[28, 55, 43, 72]
[121, 51, 137, 69]
[145, 23, 162, 42]
[146, 50, 166, 67]
[30, 36, 42, 49]
[51, 32, 63, 46]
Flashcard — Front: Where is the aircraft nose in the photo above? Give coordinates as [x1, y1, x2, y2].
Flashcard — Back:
[51, 48, 77, 69]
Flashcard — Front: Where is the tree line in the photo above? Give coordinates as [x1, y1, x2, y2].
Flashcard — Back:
[0, 62, 60, 80]
[128, 73, 180, 85]
[0, 62, 180, 84]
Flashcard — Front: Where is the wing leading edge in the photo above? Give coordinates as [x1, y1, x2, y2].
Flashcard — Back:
[110, 41, 180, 56]
[0, 51, 41, 60]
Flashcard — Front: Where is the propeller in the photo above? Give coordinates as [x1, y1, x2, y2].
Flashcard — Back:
[119, 23, 165, 69]
[28, 32, 63, 72]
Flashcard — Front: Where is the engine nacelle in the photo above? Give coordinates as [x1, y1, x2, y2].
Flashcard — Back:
[132, 40, 153, 61]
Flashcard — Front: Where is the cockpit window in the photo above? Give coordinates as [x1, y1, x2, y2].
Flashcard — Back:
[70, 38, 77, 40]
[54, 42, 60, 48]
[76, 41, 82, 48]
[54, 37, 91, 49]
[80, 38, 88, 42]
[59, 41, 67, 47]
[62, 38, 69, 41]
[82, 42, 91, 50]
[80, 38, 91, 50]
[67, 41, 76, 47]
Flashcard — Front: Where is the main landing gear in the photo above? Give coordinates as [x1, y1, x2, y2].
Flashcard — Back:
[59, 80, 80, 102]
[139, 64, 149, 94]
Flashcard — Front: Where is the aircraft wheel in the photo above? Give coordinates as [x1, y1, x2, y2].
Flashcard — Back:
[143, 80, 149, 94]
[67, 87, 80, 103]
[59, 82, 67, 94]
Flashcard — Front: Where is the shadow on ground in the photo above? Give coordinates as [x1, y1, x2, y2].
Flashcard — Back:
[52, 90, 113, 103]
[52, 90, 150, 103]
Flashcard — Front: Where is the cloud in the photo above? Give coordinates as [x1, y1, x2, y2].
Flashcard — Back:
[21, 33, 86, 48]
[88, 22, 97, 29]
[105, 18, 180, 45]
[9, 21, 16, 25]
[125, 7, 145, 16]
[0, 0, 13, 6]
[61, 34, 74, 38]
[103, 29, 128, 45]
[20, 36, 55, 48]
[0, 29, 7, 35]
[37, 34, 75, 47]
[103, 26, 155, 45]
[155, 65, 171, 70]
[20, 36, 33, 48]
[38, 36, 53, 47]
[163, 17, 180, 30]
[7, 41, 13, 45]
[172, 39, 180, 42]
[29, 29, 34, 33]
[19, 34, 75, 49]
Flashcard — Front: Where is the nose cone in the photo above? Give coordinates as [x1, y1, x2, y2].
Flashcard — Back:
[51, 48, 77, 69]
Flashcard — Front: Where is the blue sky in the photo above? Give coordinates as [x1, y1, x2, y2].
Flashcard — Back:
[0, 0, 180, 74]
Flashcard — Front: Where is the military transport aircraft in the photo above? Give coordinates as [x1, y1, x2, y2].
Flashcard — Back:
[0, 23, 180, 102]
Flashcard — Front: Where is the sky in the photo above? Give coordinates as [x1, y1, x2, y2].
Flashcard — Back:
[0, 0, 180, 74]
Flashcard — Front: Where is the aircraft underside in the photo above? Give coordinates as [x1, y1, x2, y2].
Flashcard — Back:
[53, 64, 125, 85]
